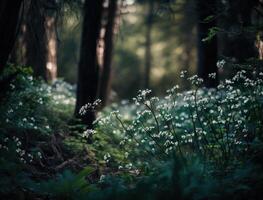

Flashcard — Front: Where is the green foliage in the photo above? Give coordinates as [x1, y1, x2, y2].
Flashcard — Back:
[86, 156, 263, 200]
[90, 67, 263, 172]
[0, 66, 75, 137]
[1, 63, 263, 199]
[26, 166, 96, 200]
[202, 27, 221, 42]
[203, 15, 215, 22]
[0, 65, 75, 197]
[67, 62, 263, 199]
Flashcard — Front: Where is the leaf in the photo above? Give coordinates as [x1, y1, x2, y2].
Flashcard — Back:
[202, 27, 221, 42]
[76, 166, 95, 179]
[203, 15, 214, 22]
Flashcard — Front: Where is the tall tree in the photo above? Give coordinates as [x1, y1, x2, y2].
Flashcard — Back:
[99, 0, 118, 107]
[25, 1, 48, 81]
[0, 0, 23, 73]
[75, 0, 104, 127]
[144, 0, 155, 89]
[9, 0, 60, 82]
[219, 0, 258, 63]
[197, 0, 218, 87]
[45, 14, 58, 82]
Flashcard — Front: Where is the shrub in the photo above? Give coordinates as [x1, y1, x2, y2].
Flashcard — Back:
[0, 65, 76, 197]
[86, 68, 263, 174]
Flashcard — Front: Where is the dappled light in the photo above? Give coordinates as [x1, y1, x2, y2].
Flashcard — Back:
[1, 0, 263, 199]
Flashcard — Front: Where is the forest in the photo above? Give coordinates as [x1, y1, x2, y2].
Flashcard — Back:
[1, 0, 263, 199]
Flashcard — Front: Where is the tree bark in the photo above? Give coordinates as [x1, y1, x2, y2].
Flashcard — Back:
[12, 1, 58, 82]
[45, 15, 58, 83]
[25, 1, 48, 81]
[75, 0, 104, 127]
[197, 0, 218, 88]
[99, 0, 118, 107]
[0, 0, 23, 73]
[144, 0, 154, 89]
[219, 0, 257, 62]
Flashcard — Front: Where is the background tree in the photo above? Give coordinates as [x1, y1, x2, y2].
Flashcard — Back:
[45, 12, 58, 82]
[0, 0, 23, 73]
[197, 0, 218, 87]
[144, 0, 155, 89]
[75, 0, 104, 127]
[99, 0, 119, 107]
[24, 1, 49, 81]
[218, 0, 258, 63]
[12, 0, 59, 82]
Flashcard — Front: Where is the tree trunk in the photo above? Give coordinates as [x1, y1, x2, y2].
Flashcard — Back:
[219, 0, 257, 62]
[75, 0, 104, 127]
[197, 0, 218, 88]
[99, 0, 118, 107]
[144, 0, 154, 89]
[25, 1, 48, 81]
[12, 1, 58, 82]
[9, 0, 30, 67]
[0, 0, 23, 73]
[45, 15, 58, 83]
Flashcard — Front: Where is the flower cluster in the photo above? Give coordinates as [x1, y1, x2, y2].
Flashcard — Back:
[95, 67, 263, 171]
[82, 129, 96, 138]
[79, 99, 102, 116]
[103, 153, 111, 163]
[217, 59, 226, 69]
[0, 136, 42, 164]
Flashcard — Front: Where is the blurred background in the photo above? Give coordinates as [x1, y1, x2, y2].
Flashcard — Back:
[6, 0, 262, 106]
[58, 0, 197, 99]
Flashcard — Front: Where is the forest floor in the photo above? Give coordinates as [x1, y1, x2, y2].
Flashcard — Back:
[1, 66, 263, 199]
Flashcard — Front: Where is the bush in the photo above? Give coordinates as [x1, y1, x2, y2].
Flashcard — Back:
[0, 65, 76, 197]
[89, 69, 263, 174]
[78, 66, 263, 200]
[1, 64, 263, 200]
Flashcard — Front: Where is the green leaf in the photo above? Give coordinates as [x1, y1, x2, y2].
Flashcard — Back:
[76, 166, 95, 179]
[203, 15, 214, 22]
[202, 27, 221, 42]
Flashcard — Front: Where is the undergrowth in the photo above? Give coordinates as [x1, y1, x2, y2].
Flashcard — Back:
[1, 63, 263, 200]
